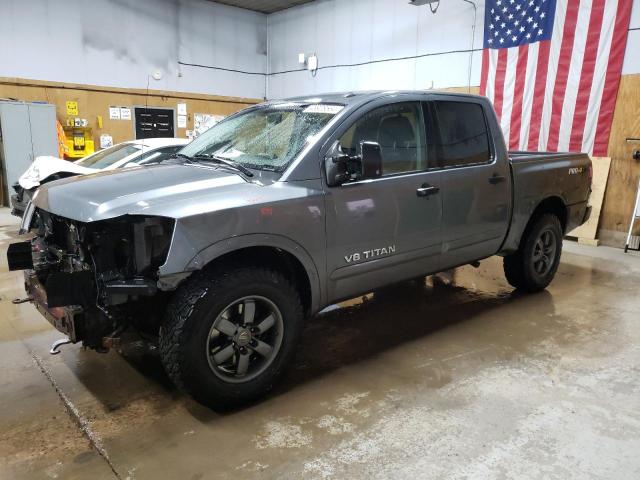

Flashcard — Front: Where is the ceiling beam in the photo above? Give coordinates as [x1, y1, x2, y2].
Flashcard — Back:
[211, 0, 315, 14]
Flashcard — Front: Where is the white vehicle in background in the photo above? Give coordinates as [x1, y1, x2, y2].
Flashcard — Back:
[11, 138, 189, 217]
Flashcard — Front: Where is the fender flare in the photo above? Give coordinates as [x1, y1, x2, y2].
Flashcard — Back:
[501, 194, 569, 253]
[167, 233, 323, 314]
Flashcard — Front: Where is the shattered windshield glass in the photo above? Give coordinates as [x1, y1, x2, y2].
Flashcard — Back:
[180, 103, 343, 172]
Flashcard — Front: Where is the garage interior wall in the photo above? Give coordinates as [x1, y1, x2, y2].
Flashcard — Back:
[0, 0, 267, 98]
[267, 0, 640, 244]
[1, 0, 639, 243]
[0, 79, 260, 146]
[0, 0, 265, 146]
[266, 0, 484, 97]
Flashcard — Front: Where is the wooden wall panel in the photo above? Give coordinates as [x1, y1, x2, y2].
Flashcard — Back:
[0, 77, 261, 147]
[440, 86, 480, 94]
[570, 157, 611, 242]
[598, 73, 640, 241]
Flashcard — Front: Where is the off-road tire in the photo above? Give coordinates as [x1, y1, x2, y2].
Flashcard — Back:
[503, 213, 563, 292]
[159, 266, 303, 409]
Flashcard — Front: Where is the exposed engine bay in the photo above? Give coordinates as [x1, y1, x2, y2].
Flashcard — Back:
[8, 209, 175, 351]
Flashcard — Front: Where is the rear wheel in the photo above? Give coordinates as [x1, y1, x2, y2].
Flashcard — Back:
[159, 266, 303, 409]
[503, 214, 563, 292]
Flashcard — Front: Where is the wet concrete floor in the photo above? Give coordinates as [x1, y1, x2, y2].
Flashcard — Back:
[1, 217, 639, 479]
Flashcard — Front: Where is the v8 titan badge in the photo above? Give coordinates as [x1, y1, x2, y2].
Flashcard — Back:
[345, 245, 396, 263]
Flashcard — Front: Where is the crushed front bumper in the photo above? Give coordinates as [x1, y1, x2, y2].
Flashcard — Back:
[24, 271, 83, 343]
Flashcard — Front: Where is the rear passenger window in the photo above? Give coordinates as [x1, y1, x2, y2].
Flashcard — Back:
[432, 101, 491, 168]
[339, 102, 426, 177]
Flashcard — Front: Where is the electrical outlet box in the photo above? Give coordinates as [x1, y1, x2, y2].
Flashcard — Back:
[307, 55, 318, 71]
[298, 53, 306, 64]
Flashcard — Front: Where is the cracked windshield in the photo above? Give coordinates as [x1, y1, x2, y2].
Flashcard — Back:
[180, 103, 343, 172]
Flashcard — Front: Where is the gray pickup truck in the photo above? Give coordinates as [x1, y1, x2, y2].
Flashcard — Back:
[7, 91, 591, 408]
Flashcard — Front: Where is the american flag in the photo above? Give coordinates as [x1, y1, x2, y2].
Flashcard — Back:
[479, 0, 633, 156]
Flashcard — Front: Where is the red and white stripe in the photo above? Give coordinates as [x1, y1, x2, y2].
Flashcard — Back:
[480, 0, 632, 156]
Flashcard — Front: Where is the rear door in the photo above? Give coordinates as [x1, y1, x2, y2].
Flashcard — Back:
[428, 98, 511, 267]
[324, 97, 443, 302]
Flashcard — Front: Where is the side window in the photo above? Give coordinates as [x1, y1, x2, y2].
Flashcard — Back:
[339, 102, 426, 177]
[136, 145, 183, 165]
[432, 101, 491, 168]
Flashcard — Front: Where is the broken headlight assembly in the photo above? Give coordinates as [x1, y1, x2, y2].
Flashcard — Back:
[82, 215, 176, 306]
[9, 212, 176, 350]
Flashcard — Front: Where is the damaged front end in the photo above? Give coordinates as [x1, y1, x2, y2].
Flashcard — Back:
[7, 207, 175, 351]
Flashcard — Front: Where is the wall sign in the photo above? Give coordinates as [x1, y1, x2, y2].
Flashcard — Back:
[100, 134, 113, 149]
[120, 107, 132, 121]
[109, 106, 120, 120]
[66, 101, 78, 116]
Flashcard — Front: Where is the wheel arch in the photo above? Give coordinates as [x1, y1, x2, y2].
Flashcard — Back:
[517, 196, 568, 250]
[529, 196, 568, 233]
[185, 235, 321, 316]
[501, 195, 568, 254]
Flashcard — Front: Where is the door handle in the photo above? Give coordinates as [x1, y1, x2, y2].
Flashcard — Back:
[416, 185, 440, 197]
[489, 174, 506, 184]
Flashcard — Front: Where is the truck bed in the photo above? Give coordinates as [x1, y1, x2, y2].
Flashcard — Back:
[500, 150, 592, 253]
[508, 151, 586, 163]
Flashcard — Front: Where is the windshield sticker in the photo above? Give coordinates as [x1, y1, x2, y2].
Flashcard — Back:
[303, 104, 344, 114]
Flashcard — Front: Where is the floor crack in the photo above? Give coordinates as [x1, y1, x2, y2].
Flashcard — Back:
[29, 351, 122, 479]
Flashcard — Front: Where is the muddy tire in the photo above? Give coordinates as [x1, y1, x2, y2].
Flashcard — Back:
[503, 214, 563, 292]
[159, 266, 303, 409]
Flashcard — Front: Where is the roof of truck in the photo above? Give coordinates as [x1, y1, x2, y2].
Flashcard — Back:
[280, 90, 482, 106]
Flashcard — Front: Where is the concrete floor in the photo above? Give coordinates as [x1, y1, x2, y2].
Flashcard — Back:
[1, 208, 639, 480]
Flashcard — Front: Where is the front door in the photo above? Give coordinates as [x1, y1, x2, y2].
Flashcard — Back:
[325, 99, 443, 303]
[428, 99, 511, 267]
[134, 107, 175, 139]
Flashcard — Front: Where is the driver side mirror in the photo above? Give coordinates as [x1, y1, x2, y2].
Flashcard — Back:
[324, 140, 383, 186]
[324, 141, 358, 187]
[360, 141, 382, 179]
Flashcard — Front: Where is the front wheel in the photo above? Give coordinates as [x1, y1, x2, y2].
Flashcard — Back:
[503, 214, 563, 292]
[159, 267, 303, 409]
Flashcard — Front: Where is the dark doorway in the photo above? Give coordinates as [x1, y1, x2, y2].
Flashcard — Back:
[134, 107, 175, 139]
